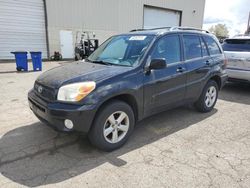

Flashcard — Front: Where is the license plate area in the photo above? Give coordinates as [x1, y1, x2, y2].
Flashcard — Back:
[29, 99, 46, 113]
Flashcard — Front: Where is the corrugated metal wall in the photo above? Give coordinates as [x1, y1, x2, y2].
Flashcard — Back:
[45, 0, 206, 57]
[0, 0, 48, 59]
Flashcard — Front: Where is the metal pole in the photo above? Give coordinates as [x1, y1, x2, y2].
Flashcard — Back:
[43, 0, 50, 59]
[247, 12, 250, 34]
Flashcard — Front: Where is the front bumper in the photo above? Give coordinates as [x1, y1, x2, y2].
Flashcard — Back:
[28, 89, 97, 133]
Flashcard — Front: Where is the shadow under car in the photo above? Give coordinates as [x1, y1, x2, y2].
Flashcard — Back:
[219, 82, 250, 105]
[0, 106, 217, 187]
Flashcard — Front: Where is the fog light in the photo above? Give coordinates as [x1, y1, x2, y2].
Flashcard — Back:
[64, 119, 74, 129]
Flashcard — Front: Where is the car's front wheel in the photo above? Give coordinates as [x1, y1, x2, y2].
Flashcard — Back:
[88, 100, 135, 151]
[195, 80, 219, 113]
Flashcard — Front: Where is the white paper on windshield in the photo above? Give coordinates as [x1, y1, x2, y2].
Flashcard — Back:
[129, 36, 147, 41]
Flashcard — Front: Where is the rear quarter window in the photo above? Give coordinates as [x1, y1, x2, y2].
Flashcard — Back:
[203, 36, 222, 55]
[222, 39, 250, 52]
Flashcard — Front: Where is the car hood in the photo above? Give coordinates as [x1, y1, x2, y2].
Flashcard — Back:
[36, 61, 131, 88]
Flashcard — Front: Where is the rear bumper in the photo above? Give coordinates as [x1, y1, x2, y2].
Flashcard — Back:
[28, 89, 97, 133]
[226, 68, 250, 82]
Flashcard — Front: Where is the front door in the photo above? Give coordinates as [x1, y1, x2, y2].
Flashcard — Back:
[143, 34, 187, 116]
[60, 30, 74, 59]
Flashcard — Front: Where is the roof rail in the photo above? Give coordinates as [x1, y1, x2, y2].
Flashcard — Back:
[130, 27, 171, 32]
[130, 29, 145, 32]
[170, 27, 210, 33]
[130, 27, 210, 33]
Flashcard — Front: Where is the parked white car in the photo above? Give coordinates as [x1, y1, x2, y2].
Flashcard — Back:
[222, 35, 250, 82]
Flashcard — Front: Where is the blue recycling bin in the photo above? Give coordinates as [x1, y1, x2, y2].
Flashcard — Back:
[11, 51, 28, 71]
[30, 52, 42, 71]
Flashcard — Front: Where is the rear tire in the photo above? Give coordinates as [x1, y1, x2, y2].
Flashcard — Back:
[88, 100, 135, 151]
[195, 80, 218, 113]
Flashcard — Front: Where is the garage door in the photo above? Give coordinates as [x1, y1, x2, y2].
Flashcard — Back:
[143, 6, 181, 29]
[0, 0, 47, 59]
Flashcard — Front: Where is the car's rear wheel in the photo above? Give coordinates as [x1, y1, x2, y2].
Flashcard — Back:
[195, 80, 218, 113]
[88, 100, 135, 151]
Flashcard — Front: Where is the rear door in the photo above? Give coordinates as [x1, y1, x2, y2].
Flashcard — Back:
[203, 35, 224, 66]
[182, 34, 213, 101]
[143, 34, 187, 116]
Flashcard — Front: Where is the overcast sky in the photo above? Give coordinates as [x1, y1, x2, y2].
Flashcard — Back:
[203, 0, 250, 36]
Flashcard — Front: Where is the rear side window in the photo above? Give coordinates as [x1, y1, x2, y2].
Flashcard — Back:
[183, 35, 202, 60]
[151, 35, 181, 64]
[203, 36, 221, 55]
[222, 39, 250, 52]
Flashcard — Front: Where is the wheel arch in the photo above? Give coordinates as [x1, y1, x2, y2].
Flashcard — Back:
[95, 93, 139, 123]
[210, 75, 222, 90]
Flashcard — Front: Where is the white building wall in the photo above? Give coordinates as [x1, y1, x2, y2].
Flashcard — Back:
[45, 0, 206, 58]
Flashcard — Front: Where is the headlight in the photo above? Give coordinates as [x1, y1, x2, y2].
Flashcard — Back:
[57, 81, 96, 102]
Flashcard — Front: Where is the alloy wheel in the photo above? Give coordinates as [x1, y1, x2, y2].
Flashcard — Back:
[205, 86, 217, 108]
[103, 111, 130, 144]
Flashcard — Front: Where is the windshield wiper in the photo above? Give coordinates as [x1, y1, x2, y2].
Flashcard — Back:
[87, 59, 113, 66]
[86, 59, 132, 67]
[94, 60, 113, 65]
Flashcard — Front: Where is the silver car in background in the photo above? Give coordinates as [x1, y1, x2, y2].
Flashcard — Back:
[222, 35, 250, 82]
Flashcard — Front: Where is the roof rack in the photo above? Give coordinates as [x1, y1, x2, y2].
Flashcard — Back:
[130, 27, 171, 32]
[130, 29, 145, 32]
[130, 27, 210, 33]
[170, 27, 210, 33]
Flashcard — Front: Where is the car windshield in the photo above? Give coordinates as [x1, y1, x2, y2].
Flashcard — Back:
[87, 35, 154, 66]
[222, 39, 250, 52]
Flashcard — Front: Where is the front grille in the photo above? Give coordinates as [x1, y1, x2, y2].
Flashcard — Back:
[34, 82, 56, 101]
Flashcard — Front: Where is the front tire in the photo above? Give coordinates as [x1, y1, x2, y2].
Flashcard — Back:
[195, 80, 218, 113]
[88, 100, 135, 151]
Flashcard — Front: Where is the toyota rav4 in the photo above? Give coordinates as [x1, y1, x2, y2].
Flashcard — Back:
[28, 27, 228, 151]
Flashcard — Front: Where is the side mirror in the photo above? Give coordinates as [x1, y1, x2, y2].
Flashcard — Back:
[149, 58, 166, 70]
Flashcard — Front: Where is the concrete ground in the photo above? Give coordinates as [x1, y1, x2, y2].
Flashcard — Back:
[0, 61, 250, 188]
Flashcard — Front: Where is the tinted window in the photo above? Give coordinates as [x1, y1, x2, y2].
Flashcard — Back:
[222, 39, 250, 52]
[183, 35, 202, 60]
[151, 35, 181, 64]
[201, 38, 209, 56]
[203, 36, 221, 55]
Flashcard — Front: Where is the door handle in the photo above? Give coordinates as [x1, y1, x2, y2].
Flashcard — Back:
[206, 60, 211, 66]
[176, 67, 186, 73]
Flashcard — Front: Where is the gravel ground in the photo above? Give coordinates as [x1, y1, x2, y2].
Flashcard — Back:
[0, 61, 250, 188]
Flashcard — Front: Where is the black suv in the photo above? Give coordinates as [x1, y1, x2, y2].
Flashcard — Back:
[28, 27, 228, 151]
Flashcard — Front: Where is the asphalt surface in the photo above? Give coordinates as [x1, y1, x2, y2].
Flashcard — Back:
[0, 61, 250, 188]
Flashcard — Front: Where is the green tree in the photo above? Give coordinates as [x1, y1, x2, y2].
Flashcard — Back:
[208, 24, 229, 38]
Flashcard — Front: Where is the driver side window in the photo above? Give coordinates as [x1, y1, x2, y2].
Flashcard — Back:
[151, 35, 181, 64]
